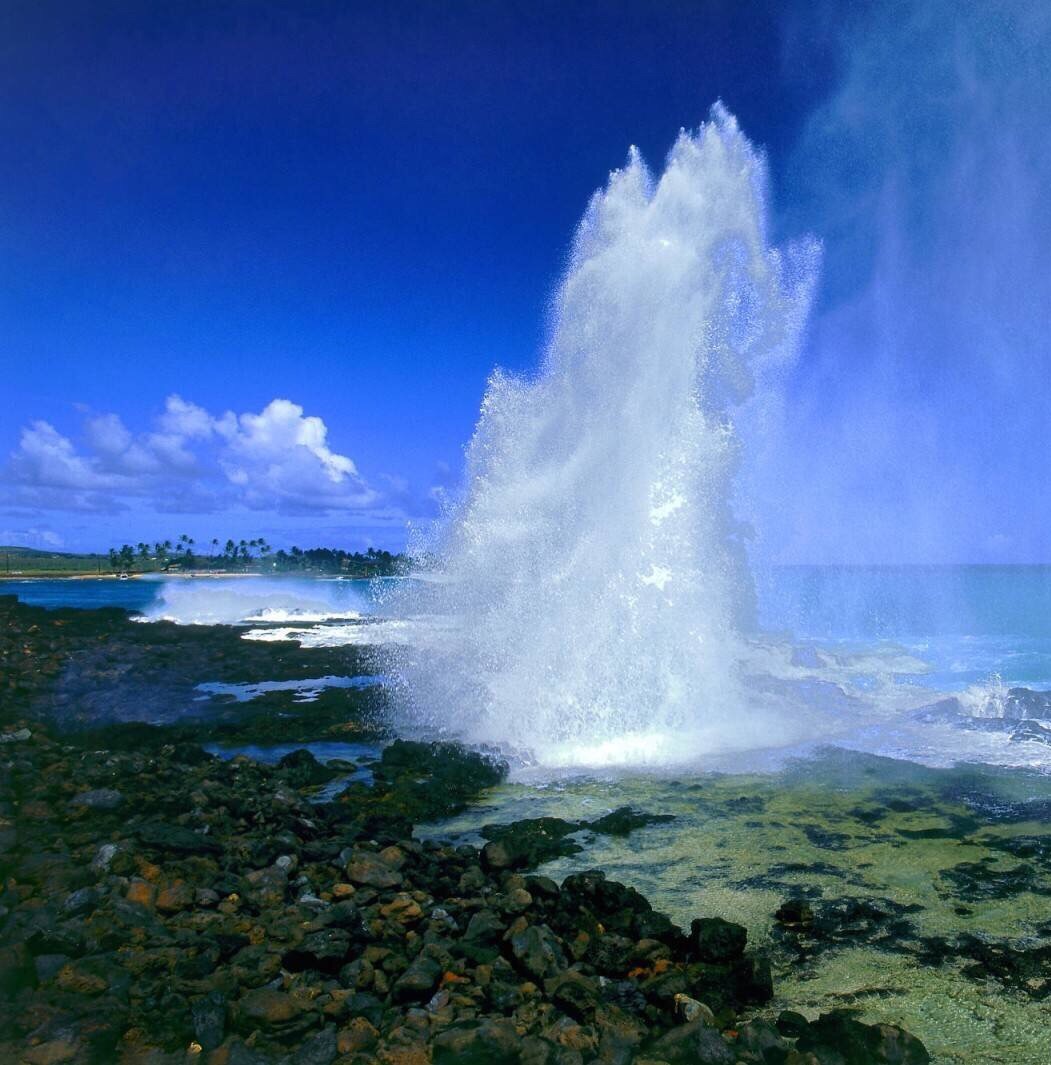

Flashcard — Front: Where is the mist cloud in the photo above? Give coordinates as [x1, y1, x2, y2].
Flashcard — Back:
[752, 0, 1051, 563]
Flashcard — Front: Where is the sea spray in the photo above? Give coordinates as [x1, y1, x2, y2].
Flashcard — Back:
[388, 107, 819, 766]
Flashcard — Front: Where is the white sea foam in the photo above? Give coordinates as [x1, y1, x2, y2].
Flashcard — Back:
[241, 618, 425, 648]
[136, 577, 368, 626]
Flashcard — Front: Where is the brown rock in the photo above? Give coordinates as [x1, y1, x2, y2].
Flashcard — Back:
[156, 880, 194, 913]
[55, 962, 107, 996]
[338, 1017, 379, 1054]
[21, 1039, 78, 1064]
[346, 852, 403, 889]
[238, 987, 304, 1027]
[126, 880, 156, 909]
[380, 893, 424, 923]
[379, 845, 407, 869]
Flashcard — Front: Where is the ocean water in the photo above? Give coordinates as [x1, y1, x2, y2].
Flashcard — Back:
[8, 566, 1051, 772]
[757, 564, 1051, 691]
[3, 574, 382, 622]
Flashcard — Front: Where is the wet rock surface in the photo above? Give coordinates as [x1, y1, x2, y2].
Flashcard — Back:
[915, 688, 1051, 745]
[480, 808, 676, 871]
[0, 595, 384, 746]
[0, 600, 940, 1061]
[0, 718, 934, 1063]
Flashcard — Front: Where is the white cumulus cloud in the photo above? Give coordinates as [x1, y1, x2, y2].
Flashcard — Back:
[4, 395, 392, 519]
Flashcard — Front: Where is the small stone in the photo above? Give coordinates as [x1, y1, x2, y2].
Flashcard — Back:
[392, 954, 441, 1002]
[91, 843, 119, 873]
[157, 880, 195, 913]
[425, 988, 450, 1012]
[125, 881, 156, 907]
[191, 990, 227, 1051]
[338, 1017, 379, 1054]
[509, 923, 567, 981]
[380, 893, 424, 923]
[480, 840, 513, 870]
[505, 887, 533, 912]
[652, 1020, 735, 1064]
[282, 928, 352, 974]
[292, 1024, 337, 1065]
[551, 969, 601, 1018]
[63, 886, 99, 916]
[70, 788, 123, 811]
[674, 993, 715, 1025]
[465, 909, 505, 944]
[239, 987, 305, 1027]
[0, 728, 31, 744]
[777, 1010, 811, 1038]
[379, 845, 407, 869]
[345, 852, 403, 889]
[56, 961, 108, 996]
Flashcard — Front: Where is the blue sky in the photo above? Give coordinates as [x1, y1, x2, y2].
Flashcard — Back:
[2, 1, 1048, 561]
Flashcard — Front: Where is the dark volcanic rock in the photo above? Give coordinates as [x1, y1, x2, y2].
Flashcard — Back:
[481, 816, 583, 870]
[373, 739, 508, 820]
[136, 820, 222, 855]
[690, 916, 748, 963]
[587, 806, 674, 835]
[277, 748, 344, 788]
[0, 613, 933, 1065]
[799, 1009, 931, 1064]
[391, 953, 441, 1001]
[283, 928, 354, 974]
[191, 990, 227, 1051]
[649, 1019, 736, 1064]
[509, 923, 568, 980]
[70, 788, 124, 811]
[773, 895, 922, 959]
[940, 859, 1048, 900]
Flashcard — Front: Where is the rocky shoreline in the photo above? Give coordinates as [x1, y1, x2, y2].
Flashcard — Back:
[0, 725, 932, 1064]
[0, 594, 933, 1063]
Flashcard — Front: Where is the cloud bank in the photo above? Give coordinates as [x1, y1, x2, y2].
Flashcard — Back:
[5, 396, 390, 519]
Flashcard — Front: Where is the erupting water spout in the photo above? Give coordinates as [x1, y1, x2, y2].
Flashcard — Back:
[390, 106, 819, 767]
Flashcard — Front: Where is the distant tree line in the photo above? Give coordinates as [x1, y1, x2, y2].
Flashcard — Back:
[107, 536, 403, 576]
[270, 546, 402, 577]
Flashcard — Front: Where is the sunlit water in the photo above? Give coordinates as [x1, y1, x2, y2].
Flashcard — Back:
[3, 574, 379, 622]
